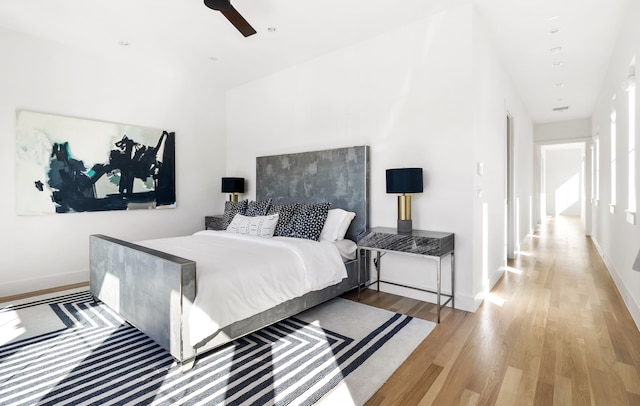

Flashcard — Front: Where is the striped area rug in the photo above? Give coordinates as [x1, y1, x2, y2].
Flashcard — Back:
[0, 290, 435, 405]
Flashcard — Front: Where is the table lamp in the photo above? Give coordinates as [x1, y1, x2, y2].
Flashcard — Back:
[221, 177, 245, 202]
[386, 168, 423, 233]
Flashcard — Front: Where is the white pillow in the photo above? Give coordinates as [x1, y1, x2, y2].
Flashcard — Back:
[336, 210, 356, 240]
[226, 213, 279, 238]
[320, 209, 356, 241]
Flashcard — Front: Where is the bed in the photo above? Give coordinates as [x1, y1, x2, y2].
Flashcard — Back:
[89, 145, 370, 371]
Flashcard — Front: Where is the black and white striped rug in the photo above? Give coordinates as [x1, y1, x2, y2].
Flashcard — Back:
[0, 290, 435, 405]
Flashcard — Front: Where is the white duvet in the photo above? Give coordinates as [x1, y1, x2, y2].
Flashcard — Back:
[137, 230, 347, 347]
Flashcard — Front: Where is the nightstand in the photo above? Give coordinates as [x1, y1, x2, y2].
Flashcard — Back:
[356, 227, 455, 322]
[205, 215, 226, 230]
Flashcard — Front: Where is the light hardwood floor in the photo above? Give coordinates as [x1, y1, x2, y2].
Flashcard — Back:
[343, 215, 640, 405]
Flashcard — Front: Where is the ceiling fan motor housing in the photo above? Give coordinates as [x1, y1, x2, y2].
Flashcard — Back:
[204, 0, 231, 11]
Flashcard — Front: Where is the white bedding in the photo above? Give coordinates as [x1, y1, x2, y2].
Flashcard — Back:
[333, 239, 357, 260]
[137, 230, 347, 347]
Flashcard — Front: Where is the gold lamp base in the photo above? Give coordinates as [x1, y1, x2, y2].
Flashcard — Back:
[397, 194, 413, 233]
[229, 193, 239, 202]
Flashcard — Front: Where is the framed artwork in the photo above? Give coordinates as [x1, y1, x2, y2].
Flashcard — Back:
[16, 110, 176, 215]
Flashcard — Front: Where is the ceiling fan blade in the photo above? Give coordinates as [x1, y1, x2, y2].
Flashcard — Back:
[220, 6, 257, 37]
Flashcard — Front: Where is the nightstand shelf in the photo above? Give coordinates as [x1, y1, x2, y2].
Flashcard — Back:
[356, 227, 455, 322]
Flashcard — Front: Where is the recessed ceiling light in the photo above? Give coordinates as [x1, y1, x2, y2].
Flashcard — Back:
[550, 46, 562, 54]
[118, 41, 130, 46]
[547, 15, 560, 21]
[551, 62, 563, 68]
[208, 57, 218, 62]
[553, 106, 570, 112]
[548, 28, 560, 35]
[554, 83, 564, 87]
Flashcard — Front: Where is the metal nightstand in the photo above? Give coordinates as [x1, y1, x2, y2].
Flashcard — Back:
[357, 227, 455, 322]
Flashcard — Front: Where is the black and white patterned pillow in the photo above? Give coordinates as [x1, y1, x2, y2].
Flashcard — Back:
[226, 213, 279, 238]
[222, 199, 248, 229]
[246, 199, 272, 217]
[268, 203, 298, 237]
[286, 202, 331, 241]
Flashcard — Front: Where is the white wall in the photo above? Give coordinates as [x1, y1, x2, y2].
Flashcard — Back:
[590, 0, 640, 330]
[227, 4, 475, 310]
[535, 118, 591, 142]
[513, 115, 536, 250]
[0, 28, 227, 297]
[472, 7, 535, 299]
[544, 147, 583, 216]
[226, 2, 535, 312]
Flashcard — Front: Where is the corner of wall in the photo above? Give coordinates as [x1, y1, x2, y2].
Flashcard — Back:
[456, 292, 484, 313]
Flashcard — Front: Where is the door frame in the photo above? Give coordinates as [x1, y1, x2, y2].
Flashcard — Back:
[506, 113, 516, 259]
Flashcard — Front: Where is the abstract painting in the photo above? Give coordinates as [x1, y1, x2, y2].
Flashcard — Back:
[16, 110, 176, 215]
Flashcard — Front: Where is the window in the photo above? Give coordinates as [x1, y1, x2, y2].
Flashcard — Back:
[590, 137, 598, 206]
[591, 143, 595, 202]
[611, 101, 617, 213]
[591, 135, 600, 206]
[626, 60, 636, 224]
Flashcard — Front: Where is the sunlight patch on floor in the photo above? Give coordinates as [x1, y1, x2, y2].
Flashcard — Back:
[0, 302, 66, 345]
[500, 266, 524, 275]
[316, 382, 356, 405]
[0, 311, 27, 345]
[485, 293, 506, 307]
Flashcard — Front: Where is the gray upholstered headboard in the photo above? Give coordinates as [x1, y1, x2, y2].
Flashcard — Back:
[256, 145, 369, 242]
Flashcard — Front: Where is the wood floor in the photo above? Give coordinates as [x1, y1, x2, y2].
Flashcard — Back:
[343, 215, 640, 405]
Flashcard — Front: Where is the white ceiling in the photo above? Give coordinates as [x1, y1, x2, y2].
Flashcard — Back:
[474, 0, 630, 123]
[0, 0, 631, 124]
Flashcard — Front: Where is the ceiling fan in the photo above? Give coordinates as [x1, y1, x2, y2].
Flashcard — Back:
[204, 0, 257, 37]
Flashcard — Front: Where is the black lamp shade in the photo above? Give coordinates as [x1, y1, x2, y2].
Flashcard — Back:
[386, 168, 423, 194]
[221, 177, 245, 193]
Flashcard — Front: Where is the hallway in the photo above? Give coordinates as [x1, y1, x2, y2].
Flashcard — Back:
[349, 215, 640, 405]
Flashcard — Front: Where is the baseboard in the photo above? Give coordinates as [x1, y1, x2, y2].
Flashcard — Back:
[0, 269, 88, 299]
[452, 292, 482, 312]
[370, 283, 480, 313]
[590, 237, 640, 332]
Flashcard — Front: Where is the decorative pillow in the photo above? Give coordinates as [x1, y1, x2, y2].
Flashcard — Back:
[267, 203, 298, 237]
[226, 213, 279, 238]
[246, 199, 272, 216]
[320, 209, 357, 242]
[286, 202, 331, 241]
[222, 199, 248, 229]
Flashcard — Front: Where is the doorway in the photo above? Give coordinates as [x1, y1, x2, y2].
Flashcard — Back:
[540, 142, 586, 225]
